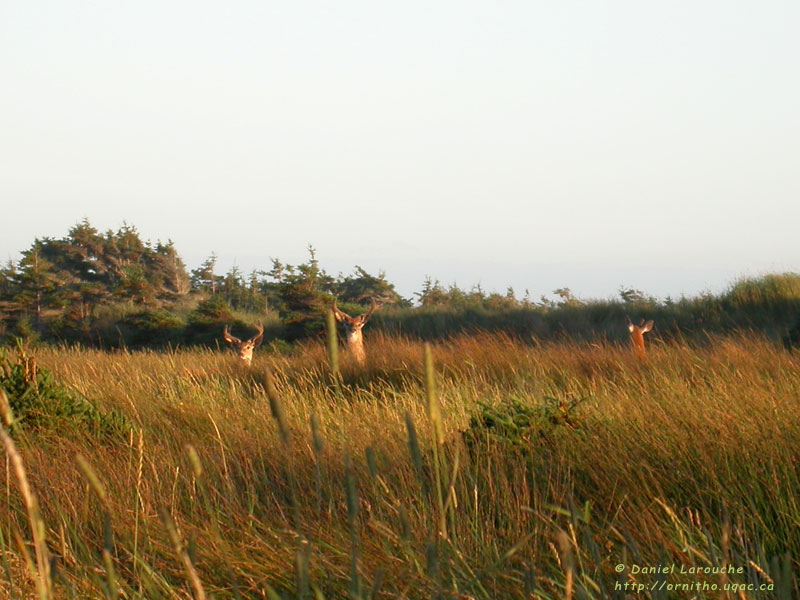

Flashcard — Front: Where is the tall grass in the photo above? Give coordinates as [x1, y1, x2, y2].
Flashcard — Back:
[0, 332, 798, 598]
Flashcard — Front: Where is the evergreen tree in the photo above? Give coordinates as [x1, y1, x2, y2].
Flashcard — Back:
[0, 261, 18, 314]
[2, 220, 192, 338]
[149, 241, 191, 296]
[269, 246, 335, 340]
[15, 241, 63, 332]
[336, 266, 406, 306]
[416, 277, 449, 307]
[191, 253, 219, 294]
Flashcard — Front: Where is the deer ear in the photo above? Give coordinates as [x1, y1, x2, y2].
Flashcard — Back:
[628, 323, 635, 333]
[642, 320, 654, 333]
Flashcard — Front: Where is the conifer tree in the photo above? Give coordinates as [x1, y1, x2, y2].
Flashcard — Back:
[191, 253, 219, 294]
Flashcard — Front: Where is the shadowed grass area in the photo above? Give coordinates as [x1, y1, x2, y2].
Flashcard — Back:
[0, 332, 798, 598]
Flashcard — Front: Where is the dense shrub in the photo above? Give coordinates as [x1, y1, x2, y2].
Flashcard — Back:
[462, 395, 585, 457]
[189, 296, 236, 325]
[118, 309, 185, 348]
[181, 296, 236, 346]
[0, 342, 129, 437]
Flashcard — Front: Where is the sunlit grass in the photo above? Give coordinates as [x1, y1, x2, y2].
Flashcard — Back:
[1, 332, 798, 598]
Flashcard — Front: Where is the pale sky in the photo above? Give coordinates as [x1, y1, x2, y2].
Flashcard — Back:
[1, 1, 798, 302]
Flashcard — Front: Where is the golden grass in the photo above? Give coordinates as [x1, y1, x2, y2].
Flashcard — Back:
[1, 332, 798, 598]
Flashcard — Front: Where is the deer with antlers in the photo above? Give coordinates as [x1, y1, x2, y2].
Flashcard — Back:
[331, 297, 379, 365]
[627, 317, 654, 359]
[222, 322, 264, 366]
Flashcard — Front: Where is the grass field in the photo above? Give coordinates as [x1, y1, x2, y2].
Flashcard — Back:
[1, 331, 798, 598]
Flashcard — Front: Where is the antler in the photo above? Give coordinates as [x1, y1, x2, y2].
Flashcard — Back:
[249, 321, 264, 346]
[331, 297, 352, 323]
[361, 297, 378, 324]
[332, 297, 379, 324]
[222, 324, 242, 345]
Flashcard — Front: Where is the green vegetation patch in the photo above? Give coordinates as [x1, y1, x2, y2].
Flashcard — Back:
[118, 309, 186, 347]
[0, 342, 129, 437]
[462, 395, 585, 455]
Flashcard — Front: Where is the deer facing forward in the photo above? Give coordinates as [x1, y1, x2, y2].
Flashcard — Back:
[332, 297, 378, 365]
[223, 322, 264, 366]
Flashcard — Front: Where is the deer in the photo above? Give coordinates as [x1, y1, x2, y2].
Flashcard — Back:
[331, 297, 379, 365]
[627, 317, 654, 359]
[222, 321, 264, 366]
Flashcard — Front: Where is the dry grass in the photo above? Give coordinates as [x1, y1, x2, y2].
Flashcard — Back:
[1, 332, 798, 598]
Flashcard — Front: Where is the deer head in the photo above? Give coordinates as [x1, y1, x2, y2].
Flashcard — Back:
[627, 317, 654, 359]
[223, 321, 264, 366]
[331, 297, 378, 365]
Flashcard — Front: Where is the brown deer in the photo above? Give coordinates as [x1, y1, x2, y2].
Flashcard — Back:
[627, 317, 654, 359]
[222, 322, 264, 366]
[331, 297, 378, 365]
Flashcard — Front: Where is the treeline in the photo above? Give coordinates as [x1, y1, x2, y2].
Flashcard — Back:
[0, 220, 406, 345]
[2, 220, 800, 349]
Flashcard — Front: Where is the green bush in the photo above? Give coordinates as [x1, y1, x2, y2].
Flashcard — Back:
[183, 296, 237, 346]
[0, 342, 129, 437]
[118, 309, 185, 348]
[462, 395, 585, 456]
[189, 296, 235, 325]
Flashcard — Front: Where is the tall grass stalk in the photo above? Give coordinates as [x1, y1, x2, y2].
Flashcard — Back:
[76, 455, 118, 599]
[424, 344, 447, 541]
[132, 428, 144, 590]
[0, 390, 52, 600]
[160, 507, 207, 600]
[326, 309, 341, 392]
[344, 454, 360, 600]
[265, 367, 307, 597]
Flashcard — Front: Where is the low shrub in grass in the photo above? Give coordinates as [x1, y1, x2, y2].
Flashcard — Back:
[462, 395, 585, 456]
[0, 342, 129, 437]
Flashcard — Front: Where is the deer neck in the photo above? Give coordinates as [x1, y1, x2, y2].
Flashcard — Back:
[345, 327, 367, 364]
[630, 330, 647, 358]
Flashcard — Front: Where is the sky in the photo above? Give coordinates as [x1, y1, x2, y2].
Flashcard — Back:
[1, 1, 798, 302]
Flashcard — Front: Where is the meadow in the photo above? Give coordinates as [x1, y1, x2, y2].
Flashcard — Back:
[0, 330, 798, 599]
